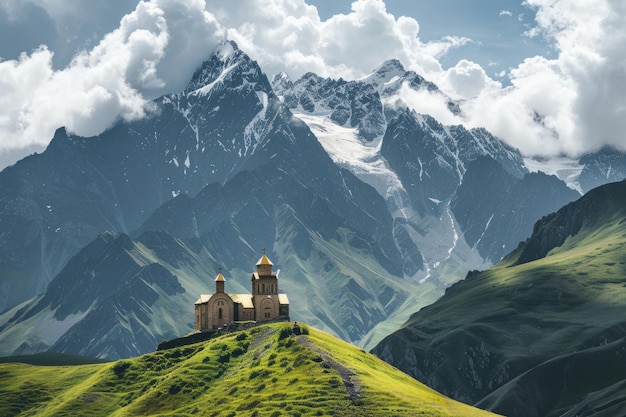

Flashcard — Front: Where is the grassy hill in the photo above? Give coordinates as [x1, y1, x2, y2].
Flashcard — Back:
[0, 322, 499, 417]
[372, 179, 626, 417]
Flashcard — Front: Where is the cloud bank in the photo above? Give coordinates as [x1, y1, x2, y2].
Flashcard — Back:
[0, 0, 624, 170]
[0, 0, 224, 166]
[461, 0, 626, 156]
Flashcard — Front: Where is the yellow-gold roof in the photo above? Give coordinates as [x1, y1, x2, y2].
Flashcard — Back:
[195, 293, 254, 309]
[230, 293, 254, 309]
[195, 294, 212, 304]
[278, 293, 289, 305]
[256, 255, 273, 266]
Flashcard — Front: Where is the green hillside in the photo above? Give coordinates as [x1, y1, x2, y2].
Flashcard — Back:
[0, 323, 499, 417]
[372, 180, 626, 417]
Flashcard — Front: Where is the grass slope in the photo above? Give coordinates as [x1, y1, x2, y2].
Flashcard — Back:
[0, 323, 499, 417]
[373, 180, 626, 416]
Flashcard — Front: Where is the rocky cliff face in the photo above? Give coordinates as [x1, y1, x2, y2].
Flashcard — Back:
[577, 146, 626, 193]
[514, 176, 626, 265]
[451, 156, 580, 263]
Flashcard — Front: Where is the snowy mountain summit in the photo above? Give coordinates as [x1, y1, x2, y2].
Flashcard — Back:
[272, 59, 568, 282]
[186, 40, 271, 97]
[362, 59, 406, 86]
[361, 59, 443, 100]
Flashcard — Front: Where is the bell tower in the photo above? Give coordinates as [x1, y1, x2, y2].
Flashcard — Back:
[215, 271, 225, 293]
[252, 253, 277, 295]
[251, 251, 280, 321]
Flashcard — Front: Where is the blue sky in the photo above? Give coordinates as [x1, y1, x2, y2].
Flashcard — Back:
[0, 0, 624, 170]
[310, 0, 552, 81]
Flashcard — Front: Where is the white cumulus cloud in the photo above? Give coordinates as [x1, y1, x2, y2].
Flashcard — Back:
[439, 59, 502, 100]
[217, 0, 469, 81]
[0, 0, 224, 167]
[0, 0, 472, 169]
[458, 0, 626, 157]
[0, 0, 624, 170]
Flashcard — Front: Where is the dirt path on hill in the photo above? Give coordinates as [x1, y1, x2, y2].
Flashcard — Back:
[297, 335, 362, 401]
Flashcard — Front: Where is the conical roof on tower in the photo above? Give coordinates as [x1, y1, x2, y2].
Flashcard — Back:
[215, 272, 225, 282]
[256, 255, 273, 266]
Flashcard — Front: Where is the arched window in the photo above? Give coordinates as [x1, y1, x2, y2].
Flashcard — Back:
[262, 283, 265, 293]
[218, 308, 223, 319]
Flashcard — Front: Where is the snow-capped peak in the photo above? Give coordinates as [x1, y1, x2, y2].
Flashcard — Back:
[182, 39, 273, 102]
[216, 40, 236, 61]
[273, 71, 291, 84]
[361, 59, 407, 87]
[185, 40, 248, 94]
[271, 71, 293, 96]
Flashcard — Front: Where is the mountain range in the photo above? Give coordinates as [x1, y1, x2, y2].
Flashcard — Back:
[0, 40, 624, 361]
[372, 178, 626, 417]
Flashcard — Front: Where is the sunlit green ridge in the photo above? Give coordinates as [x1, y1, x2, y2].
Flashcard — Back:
[372, 179, 626, 417]
[0, 323, 499, 417]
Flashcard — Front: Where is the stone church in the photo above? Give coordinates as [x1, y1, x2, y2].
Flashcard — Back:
[194, 254, 290, 330]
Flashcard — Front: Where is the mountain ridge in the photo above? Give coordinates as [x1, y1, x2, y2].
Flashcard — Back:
[372, 178, 626, 417]
[0, 42, 438, 356]
[277, 64, 577, 287]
